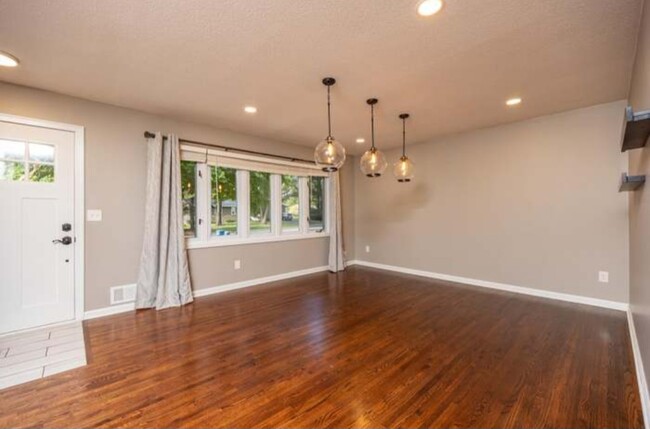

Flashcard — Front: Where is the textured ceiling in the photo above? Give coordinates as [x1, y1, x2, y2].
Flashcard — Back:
[0, 0, 644, 154]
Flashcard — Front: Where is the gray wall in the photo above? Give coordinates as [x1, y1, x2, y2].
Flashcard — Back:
[354, 100, 630, 303]
[0, 82, 357, 311]
[339, 155, 356, 262]
[629, 0, 650, 396]
[0, 82, 635, 312]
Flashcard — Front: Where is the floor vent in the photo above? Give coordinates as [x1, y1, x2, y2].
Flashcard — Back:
[110, 284, 137, 305]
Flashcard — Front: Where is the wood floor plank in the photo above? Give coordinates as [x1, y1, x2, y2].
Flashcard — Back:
[0, 266, 643, 428]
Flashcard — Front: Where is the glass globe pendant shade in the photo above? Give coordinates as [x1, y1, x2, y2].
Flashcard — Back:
[315, 136, 346, 172]
[360, 147, 388, 177]
[393, 155, 415, 182]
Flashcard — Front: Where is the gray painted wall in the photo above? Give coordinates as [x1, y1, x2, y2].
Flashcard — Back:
[629, 0, 650, 398]
[354, 101, 630, 303]
[0, 83, 635, 313]
[0, 82, 356, 311]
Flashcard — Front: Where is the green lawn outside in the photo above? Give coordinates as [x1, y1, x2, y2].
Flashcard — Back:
[211, 220, 301, 234]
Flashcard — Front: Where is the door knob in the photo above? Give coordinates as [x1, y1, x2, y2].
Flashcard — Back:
[52, 236, 72, 245]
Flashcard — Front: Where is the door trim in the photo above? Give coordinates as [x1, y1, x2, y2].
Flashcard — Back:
[0, 112, 85, 324]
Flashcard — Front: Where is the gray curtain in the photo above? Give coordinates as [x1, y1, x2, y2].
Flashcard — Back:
[136, 133, 193, 310]
[328, 171, 345, 272]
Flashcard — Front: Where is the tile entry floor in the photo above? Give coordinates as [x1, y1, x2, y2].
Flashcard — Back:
[0, 322, 87, 390]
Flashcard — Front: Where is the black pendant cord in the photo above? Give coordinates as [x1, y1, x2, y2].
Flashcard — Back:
[371, 104, 376, 150]
[367, 98, 378, 150]
[399, 113, 410, 158]
[402, 117, 406, 157]
[402, 119, 406, 158]
[326, 84, 332, 139]
[322, 77, 336, 140]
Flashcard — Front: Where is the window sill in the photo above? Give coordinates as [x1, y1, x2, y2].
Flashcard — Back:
[186, 232, 329, 249]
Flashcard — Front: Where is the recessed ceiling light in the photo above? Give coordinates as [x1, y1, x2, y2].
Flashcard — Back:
[0, 51, 19, 67]
[356, 138, 365, 144]
[244, 106, 257, 114]
[417, 0, 444, 17]
[506, 97, 522, 106]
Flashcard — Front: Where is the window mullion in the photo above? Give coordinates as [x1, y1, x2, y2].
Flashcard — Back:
[24, 142, 29, 181]
[239, 170, 249, 239]
[271, 174, 281, 236]
[324, 176, 331, 234]
[299, 176, 309, 234]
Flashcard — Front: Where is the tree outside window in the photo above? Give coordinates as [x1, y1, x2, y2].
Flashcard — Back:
[180, 161, 197, 238]
[308, 176, 325, 231]
[281, 175, 299, 232]
[211, 166, 237, 236]
[249, 171, 271, 235]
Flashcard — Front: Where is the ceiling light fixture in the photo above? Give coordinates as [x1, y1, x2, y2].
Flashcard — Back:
[0, 51, 19, 67]
[506, 97, 522, 106]
[360, 98, 388, 177]
[314, 77, 346, 172]
[394, 113, 415, 182]
[417, 0, 444, 17]
[356, 138, 365, 144]
[244, 106, 257, 113]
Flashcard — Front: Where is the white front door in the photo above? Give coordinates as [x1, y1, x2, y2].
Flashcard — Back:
[0, 120, 76, 335]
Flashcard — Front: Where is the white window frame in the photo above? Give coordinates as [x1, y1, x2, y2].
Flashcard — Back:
[183, 153, 329, 250]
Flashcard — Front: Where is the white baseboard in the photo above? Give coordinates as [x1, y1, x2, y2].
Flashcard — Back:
[84, 302, 135, 320]
[628, 309, 650, 429]
[83, 265, 330, 320]
[348, 260, 628, 311]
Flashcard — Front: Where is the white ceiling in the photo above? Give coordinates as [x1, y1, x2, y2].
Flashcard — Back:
[0, 0, 644, 154]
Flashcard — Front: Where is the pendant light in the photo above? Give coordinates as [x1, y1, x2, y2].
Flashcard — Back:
[314, 77, 346, 172]
[360, 98, 388, 177]
[393, 113, 415, 182]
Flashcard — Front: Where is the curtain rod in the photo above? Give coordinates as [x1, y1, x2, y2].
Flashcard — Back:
[143, 131, 316, 165]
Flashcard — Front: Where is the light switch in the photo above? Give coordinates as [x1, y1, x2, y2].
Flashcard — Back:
[598, 271, 609, 283]
[87, 209, 102, 222]
[234, 260, 241, 270]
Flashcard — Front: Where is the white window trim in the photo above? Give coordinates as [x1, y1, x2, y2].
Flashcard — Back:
[184, 160, 329, 250]
[187, 232, 329, 249]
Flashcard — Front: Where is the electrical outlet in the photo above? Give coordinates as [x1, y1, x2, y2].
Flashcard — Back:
[234, 259, 241, 270]
[598, 271, 609, 283]
[365, 245, 370, 253]
[87, 209, 102, 222]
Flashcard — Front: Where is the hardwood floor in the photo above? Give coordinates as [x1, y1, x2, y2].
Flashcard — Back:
[0, 266, 643, 428]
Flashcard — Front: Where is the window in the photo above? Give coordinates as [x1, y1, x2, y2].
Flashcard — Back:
[308, 176, 325, 232]
[28, 143, 55, 183]
[181, 160, 197, 238]
[181, 146, 329, 248]
[211, 166, 237, 237]
[281, 175, 300, 233]
[249, 171, 272, 236]
[0, 139, 55, 183]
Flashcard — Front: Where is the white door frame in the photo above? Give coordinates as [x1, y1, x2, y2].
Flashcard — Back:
[0, 112, 85, 323]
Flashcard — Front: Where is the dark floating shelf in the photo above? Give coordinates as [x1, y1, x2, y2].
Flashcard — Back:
[622, 107, 650, 152]
[619, 173, 646, 192]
